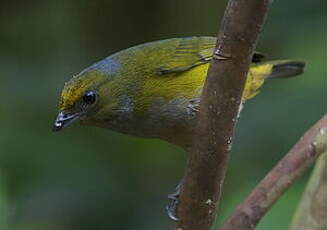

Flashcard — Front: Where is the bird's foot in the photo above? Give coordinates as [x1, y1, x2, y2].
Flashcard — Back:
[166, 181, 182, 221]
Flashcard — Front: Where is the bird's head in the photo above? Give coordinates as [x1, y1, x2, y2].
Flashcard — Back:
[53, 51, 135, 131]
[53, 70, 104, 131]
[51, 55, 129, 133]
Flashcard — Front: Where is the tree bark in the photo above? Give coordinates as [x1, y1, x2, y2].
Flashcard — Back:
[173, 0, 272, 230]
[220, 115, 327, 230]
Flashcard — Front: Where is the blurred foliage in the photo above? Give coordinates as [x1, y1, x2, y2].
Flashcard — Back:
[0, 0, 326, 229]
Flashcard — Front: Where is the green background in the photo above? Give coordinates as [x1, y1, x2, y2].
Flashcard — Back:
[1, 0, 326, 229]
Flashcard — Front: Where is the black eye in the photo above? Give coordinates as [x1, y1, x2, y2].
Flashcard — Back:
[82, 91, 97, 105]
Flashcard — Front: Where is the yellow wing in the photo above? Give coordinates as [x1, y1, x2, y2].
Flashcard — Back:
[153, 36, 270, 100]
[156, 37, 215, 74]
[139, 37, 303, 108]
[155, 36, 265, 75]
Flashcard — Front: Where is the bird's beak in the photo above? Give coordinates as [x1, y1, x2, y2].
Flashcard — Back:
[53, 111, 80, 132]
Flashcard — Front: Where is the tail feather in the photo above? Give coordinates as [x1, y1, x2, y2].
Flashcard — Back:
[243, 60, 305, 100]
[268, 60, 306, 79]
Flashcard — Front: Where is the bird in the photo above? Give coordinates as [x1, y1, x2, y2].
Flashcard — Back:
[53, 36, 305, 149]
[52, 36, 305, 220]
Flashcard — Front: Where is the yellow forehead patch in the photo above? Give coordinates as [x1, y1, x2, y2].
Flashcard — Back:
[59, 73, 104, 111]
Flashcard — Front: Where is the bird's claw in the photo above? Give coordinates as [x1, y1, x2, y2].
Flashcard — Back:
[166, 194, 180, 221]
[166, 181, 182, 221]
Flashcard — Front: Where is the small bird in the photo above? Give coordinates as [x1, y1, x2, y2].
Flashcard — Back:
[53, 36, 305, 149]
[53, 36, 305, 220]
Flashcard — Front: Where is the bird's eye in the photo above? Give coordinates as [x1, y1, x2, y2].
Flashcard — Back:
[82, 91, 97, 105]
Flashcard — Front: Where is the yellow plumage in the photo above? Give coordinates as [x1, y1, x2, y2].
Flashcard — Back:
[54, 36, 305, 148]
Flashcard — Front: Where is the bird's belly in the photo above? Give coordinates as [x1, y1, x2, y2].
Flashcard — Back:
[99, 96, 197, 148]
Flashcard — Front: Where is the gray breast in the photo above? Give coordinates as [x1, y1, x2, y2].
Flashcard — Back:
[104, 95, 199, 143]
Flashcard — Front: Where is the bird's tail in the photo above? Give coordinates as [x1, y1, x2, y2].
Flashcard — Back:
[243, 60, 305, 100]
[266, 60, 306, 79]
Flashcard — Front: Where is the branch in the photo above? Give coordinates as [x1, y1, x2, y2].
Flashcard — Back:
[220, 114, 327, 230]
[173, 1, 272, 230]
[290, 141, 327, 230]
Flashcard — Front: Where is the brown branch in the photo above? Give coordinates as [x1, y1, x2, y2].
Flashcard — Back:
[290, 140, 327, 230]
[173, 1, 272, 230]
[220, 114, 327, 230]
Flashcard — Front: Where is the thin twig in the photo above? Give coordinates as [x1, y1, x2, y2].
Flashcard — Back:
[173, 0, 272, 230]
[220, 114, 327, 230]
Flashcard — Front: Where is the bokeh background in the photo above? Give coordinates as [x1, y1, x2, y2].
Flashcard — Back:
[1, 0, 326, 229]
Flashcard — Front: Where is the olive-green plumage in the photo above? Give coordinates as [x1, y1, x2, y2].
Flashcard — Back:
[54, 36, 305, 149]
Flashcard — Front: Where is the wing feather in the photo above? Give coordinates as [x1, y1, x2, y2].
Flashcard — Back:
[156, 36, 265, 75]
[156, 37, 216, 74]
